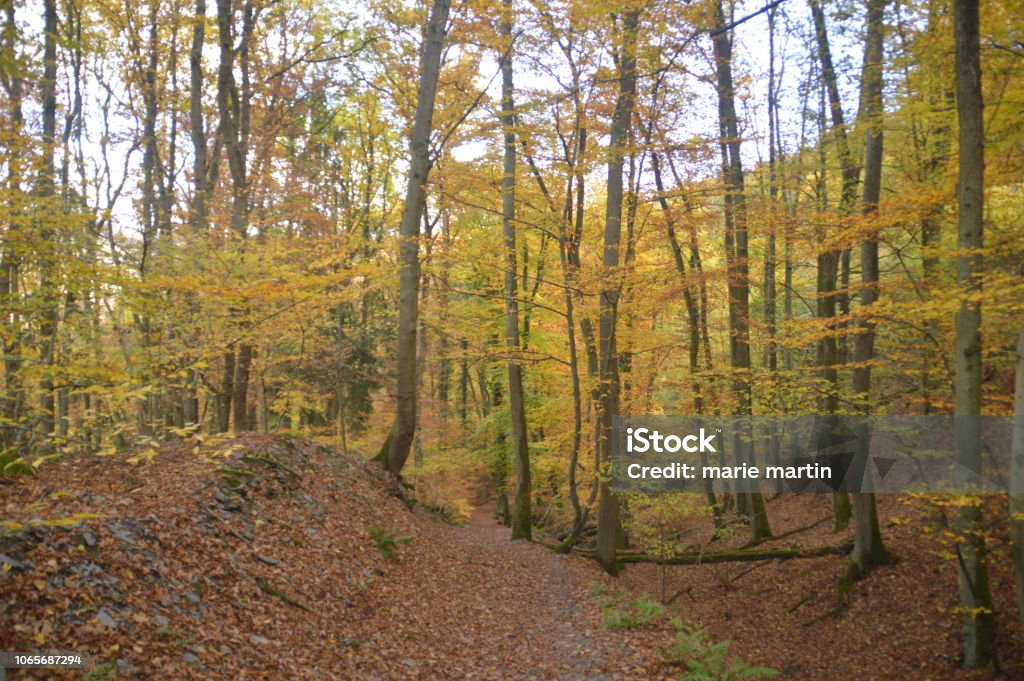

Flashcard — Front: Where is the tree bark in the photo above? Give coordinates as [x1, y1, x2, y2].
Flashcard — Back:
[764, 5, 781, 493]
[0, 0, 25, 451]
[218, 349, 235, 432]
[190, 0, 209, 231]
[36, 0, 59, 443]
[387, 0, 451, 476]
[232, 344, 253, 431]
[849, 0, 888, 576]
[653, 151, 721, 524]
[713, 0, 770, 541]
[215, 0, 256, 432]
[809, 0, 858, 531]
[498, 0, 531, 540]
[140, 0, 161, 272]
[1011, 319, 1024, 633]
[953, 0, 995, 667]
[595, 9, 640, 576]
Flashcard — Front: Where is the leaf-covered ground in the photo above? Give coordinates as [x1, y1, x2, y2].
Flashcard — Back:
[1, 434, 1021, 679]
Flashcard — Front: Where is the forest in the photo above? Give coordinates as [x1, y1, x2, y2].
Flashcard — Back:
[2, 0, 1024, 677]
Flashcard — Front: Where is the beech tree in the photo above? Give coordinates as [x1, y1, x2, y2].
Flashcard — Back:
[712, 0, 769, 541]
[596, 5, 640, 576]
[848, 0, 888, 578]
[498, 0, 532, 540]
[1013, 318, 1024, 632]
[387, 0, 451, 476]
[808, 0, 856, 531]
[952, 0, 995, 667]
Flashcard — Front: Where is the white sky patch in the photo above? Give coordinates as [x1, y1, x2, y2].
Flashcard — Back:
[5, 0, 868, 241]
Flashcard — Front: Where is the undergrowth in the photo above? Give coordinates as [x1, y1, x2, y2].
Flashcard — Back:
[368, 528, 411, 560]
[591, 582, 778, 680]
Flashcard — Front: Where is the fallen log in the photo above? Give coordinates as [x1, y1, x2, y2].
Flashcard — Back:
[535, 539, 852, 565]
[622, 543, 853, 565]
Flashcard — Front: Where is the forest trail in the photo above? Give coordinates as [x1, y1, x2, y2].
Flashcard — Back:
[0, 434, 666, 680]
[438, 504, 634, 679]
[370, 502, 657, 680]
[4, 435, 1021, 679]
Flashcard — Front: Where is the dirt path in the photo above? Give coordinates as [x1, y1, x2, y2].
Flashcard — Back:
[2, 438, 671, 680]
[356, 504, 661, 680]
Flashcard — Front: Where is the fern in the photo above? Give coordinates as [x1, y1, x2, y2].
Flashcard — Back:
[661, 627, 778, 681]
[369, 528, 411, 560]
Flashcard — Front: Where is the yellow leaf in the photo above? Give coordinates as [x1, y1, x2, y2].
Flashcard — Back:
[42, 512, 100, 528]
[127, 448, 157, 464]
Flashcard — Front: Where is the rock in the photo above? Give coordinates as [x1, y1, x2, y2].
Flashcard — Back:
[182, 652, 199, 665]
[255, 554, 279, 566]
[214, 487, 243, 511]
[70, 562, 103, 578]
[249, 634, 272, 645]
[97, 608, 117, 629]
[114, 528, 136, 546]
[0, 553, 29, 572]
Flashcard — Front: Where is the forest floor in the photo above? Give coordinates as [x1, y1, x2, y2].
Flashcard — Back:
[1, 433, 1021, 679]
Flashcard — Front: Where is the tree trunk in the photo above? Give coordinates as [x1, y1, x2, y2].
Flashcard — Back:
[953, 0, 995, 667]
[1011, 318, 1024, 633]
[36, 0, 59, 442]
[849, 0, 888, 577]
[459, 338, 469, 426]
[498, 1, 531, 540]
[387, 0, 451, 476]
[233, 344, 253, 431]
[653, 151, 720, 524]
[809, 0, 858, 531]
[0, 0, 25, 451]
[140, 0, 161, 271]
[217, 349, 235, 432]
[523, 101, 590, 546]
[713, 0, 770, 541]
[216, 0, 256, 437]
[765, 5, 781, 493]
[595, 9, 639, 576]
[189, 0, 209, 231]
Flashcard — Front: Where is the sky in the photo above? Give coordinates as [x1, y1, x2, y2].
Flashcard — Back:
[450, 0, 867, 177]
[6, 0, 869, 240]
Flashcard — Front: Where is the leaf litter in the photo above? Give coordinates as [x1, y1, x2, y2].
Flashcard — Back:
[1, 434, 1021, 679]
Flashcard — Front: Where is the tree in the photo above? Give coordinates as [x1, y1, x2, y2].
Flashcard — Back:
[36, 0, 60, 443]
[0, 0, 25, 452]
[387, 0, 451, 476]
[712, 0, 770, 541]
[595, 5, 640, 576]
[848, 0, 888, 578]
[808, 0, 858, 531]
[952, 0, 995, 667]
[498, 0, 531, 540]
[1012, 317, 1024, 632]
